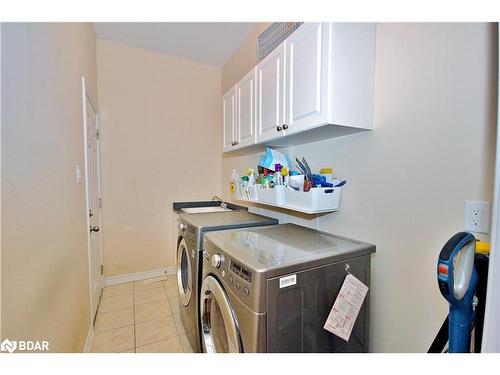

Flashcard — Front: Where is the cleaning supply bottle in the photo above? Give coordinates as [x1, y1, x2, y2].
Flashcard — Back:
[275, 164, 283, 185]
[230, 169, 242, 199]
[320, 168, 334, 183]
[282, 166, 289, 186]
[262, 169, 269, 188]
[247, 168, 256, 186]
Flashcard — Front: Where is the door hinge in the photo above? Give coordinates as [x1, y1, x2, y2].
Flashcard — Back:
[100, 265, 104, 275]
[95, 129, 100, 139]
[98, 198, 102, 208]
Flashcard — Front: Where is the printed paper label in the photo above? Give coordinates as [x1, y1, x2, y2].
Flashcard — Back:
[323, 274, 369, 342]
[279, 274, 297, 288]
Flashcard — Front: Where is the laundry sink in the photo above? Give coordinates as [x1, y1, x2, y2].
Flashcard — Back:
[181, 206, 232, 214]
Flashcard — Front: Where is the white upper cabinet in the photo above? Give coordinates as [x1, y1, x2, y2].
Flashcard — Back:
[222, 86, 237, 152]
[285, 22, 330, 135]
[222, 23, 376, 152]
[330, 23, 376, 129]
[236, 68, 257, 148]
[256, 42, 285, 143]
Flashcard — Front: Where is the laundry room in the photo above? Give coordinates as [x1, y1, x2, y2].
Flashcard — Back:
[1, 1, 500, 372]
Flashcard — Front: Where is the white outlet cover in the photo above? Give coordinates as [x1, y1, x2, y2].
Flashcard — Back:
[464, 200, 491, 234]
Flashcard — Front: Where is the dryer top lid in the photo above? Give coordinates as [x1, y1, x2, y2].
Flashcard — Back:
[204, 224, 375, 274]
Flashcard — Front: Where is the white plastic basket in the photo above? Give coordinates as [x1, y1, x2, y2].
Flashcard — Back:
[257, 185, 286, 205]
[285, 187, 342, 211]
[243, 185, 258, 201]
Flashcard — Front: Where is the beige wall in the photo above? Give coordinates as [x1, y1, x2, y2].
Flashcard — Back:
[222, 23, 498, 352]
[1, 23, 98, 351]
[97, 40, 222, 276]
[222, 23, 271, 94]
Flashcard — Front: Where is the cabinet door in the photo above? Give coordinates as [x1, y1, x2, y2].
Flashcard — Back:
[256, 42, 285, 143]
[222, 86, 237, 152]
[236, 68, 257, 148]
[285, 23, 331, 135]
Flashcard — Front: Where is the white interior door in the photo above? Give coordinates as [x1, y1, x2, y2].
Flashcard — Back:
[82, 77, 104, 323]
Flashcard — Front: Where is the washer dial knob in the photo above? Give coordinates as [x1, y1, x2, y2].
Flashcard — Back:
[210, 254, 224, 268]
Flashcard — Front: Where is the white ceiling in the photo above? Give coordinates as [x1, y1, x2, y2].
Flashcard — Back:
[93, 23, 258, 67]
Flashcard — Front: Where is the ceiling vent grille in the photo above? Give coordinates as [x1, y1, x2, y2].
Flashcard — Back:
[256, 22, 303, 63]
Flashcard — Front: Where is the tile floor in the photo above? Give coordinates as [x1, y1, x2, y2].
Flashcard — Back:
[91, 276, 194, 353]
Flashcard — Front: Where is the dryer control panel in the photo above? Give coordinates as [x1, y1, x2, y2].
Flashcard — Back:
[203, 236, 268, 313]
[203, 243, 253, 299]
[229, 260, 252, 297]
[230, 261, 253, 283]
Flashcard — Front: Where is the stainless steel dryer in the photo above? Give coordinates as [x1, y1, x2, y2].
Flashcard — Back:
[175, 211, 278, 353]
[200, 224, 376, 353]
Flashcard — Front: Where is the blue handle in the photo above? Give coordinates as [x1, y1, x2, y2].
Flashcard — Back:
[449, 306, 475, 353]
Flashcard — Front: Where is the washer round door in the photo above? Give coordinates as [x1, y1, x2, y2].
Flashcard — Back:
[200, 275, 242, 353]
[176, 238, 192, 307]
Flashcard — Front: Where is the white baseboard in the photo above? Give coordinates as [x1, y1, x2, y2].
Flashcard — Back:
[104, 267, 175, 286]
[83, 323, 94, 353]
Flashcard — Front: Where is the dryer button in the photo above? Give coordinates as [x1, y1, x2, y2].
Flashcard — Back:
[235, 282, 240, 290]
[243, 287, 250, 296]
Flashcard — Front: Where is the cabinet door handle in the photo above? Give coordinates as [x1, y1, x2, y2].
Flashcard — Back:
[282, 124, 288, 130]
[276, 126, 283, 132]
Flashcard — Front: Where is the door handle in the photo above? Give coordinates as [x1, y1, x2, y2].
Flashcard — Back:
[90, 225, 100, 233]
[282, 124, 288, 130]
[276, 126, 283, 132]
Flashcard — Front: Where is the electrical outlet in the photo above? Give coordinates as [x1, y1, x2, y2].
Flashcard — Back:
[464, 201, 491, 234]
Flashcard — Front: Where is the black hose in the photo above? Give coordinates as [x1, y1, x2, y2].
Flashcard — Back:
[473, 254, 489, 353]
[428, 315, 449, 353]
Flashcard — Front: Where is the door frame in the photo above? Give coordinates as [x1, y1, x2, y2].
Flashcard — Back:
[482, 26, 500, 352]
[81, 76, 104, 324]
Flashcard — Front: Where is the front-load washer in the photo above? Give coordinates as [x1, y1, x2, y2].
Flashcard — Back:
[200, 223, 376, 353]
[175, 211, 278, 353]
